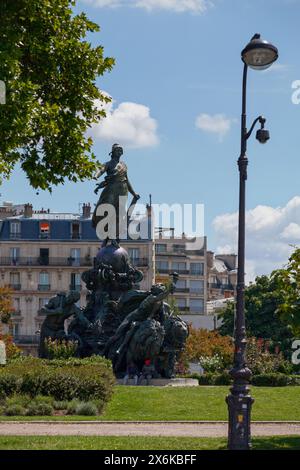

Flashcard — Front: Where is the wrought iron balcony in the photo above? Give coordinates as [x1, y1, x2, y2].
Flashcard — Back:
[38, 284, 51, 291]
[9, 284, 21, 290]
[0, 257, 93, 267]
[13, 335, 39, 345]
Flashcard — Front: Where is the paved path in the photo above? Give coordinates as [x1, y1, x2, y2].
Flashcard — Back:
[0, 422, 300, 437]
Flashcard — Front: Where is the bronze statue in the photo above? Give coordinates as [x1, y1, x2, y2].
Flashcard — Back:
[92, 143, 140, 244]
[38, 291, 81, 358]
[39, 144, 189, 379]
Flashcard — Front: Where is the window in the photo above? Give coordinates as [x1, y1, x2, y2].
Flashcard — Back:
[221, 276, 228, 285]
[173, 244, 185, 253]
[10, 272, 20, 289]
[70, 248, 81, 266]
[39, 272, 50, 290]
[10, 247, 20, 265]
[172, 262, 186, 272]
[176, 279, 187, 289]
[156, 260, 168, 271]
[128, 248, 140, 264]
[155, 244, 167, 253]
[190, 262, 204, 276]
[12, 323, 19, 336]
[10, 221, 21, 239]
[70, 273, 81, 291]
[39, 248, 49, 266]
[71, 222, 81, 240]
[190, 299, 204, 314]
[176, 298, 187, 308]
[13, 298, 20, 312]
[39, 221, 50, 239]
[190, 280, 204, 294]
[210, 276, 217, 284]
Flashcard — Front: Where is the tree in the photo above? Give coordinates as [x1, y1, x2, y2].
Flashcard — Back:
[0, 286, 15, 327]
[0, 0, 114, 190]
[0, 287, 21, 359]
[218, 275, 294, 356]
[273, 248, 300, 337]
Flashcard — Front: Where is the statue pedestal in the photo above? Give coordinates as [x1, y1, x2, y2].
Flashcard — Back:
[117, 378, 199, 387]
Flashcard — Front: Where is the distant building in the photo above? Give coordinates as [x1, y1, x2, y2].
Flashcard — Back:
[154, 230, 210, 329]
[207, 252, 237, 301]
[0, 203, 154, 354]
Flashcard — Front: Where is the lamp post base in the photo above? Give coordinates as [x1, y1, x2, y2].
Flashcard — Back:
[226, 391, 254, 450]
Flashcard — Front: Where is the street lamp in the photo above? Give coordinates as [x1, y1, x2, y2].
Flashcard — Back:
[226, 34, 278, 451]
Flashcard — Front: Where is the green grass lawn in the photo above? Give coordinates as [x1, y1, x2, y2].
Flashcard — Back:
[0, 386, 299, 422]
[0, 436, 299, 450]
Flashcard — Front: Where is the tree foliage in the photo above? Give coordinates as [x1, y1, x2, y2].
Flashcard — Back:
[273, 248, 300, 336]
[218, 275, 294, 355]
[181, 326, 233, 366]
[0, 286, 15, 327]
[0, 0, 114, 190]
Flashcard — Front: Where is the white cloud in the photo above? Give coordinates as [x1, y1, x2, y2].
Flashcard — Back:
[81, 0, 212, 13]
[91, 95, 159, 148]
[195, 113, 234, 140]
[213, 196, 300, 283]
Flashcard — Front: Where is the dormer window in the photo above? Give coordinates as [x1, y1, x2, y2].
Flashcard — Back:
[10, 221, 21, 239]
[40, 221, 50, 239]
[71, 222, 81, 240]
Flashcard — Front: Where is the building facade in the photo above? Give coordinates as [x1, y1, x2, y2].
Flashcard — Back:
[0, 203, 154, 353]
[207, 252, 237, 301]
[154, 231, 210, 329]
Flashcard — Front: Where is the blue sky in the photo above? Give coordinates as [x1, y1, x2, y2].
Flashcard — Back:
[2, 0, 300, 279]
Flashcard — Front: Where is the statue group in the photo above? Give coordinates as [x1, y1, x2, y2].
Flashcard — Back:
[39, 144, 189, 379]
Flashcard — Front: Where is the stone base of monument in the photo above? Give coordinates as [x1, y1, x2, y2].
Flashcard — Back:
[117, 378, 199, 387]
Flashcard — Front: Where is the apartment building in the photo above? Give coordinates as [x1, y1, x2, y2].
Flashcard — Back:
[154, 231, 209, 328]
[0, 203, 154, 354]
[207, 251, 237, 301]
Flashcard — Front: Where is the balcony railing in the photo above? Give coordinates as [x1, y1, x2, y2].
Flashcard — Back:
[157, 268, 189, 275]
[13, 335, 39, 345]
[38, 284, 51, 291]
[0, 257, 93, 267]
[175, 287, 189, 293]
[178, 307, 190, 312]
[9, 284, 21, 290]
[130, 258, 149, 267]
[209, 283, 235, 291]
[9, 233, 21, 240]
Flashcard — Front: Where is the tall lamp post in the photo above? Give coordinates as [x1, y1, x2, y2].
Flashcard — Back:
[226, 34, 278, 450]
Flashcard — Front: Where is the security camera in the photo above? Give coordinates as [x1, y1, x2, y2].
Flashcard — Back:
[256, 128, 270, 144]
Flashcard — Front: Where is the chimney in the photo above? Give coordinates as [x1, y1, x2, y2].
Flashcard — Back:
[82, 203, 91, 219]
[24, 203, 33, 218]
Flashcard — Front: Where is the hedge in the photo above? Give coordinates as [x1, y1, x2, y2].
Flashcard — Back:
[195, 372, 300, 387]
[0, 356, 115, 403]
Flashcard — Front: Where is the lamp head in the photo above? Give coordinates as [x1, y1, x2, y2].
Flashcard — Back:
[242, 34, 278, 70]
[256, 118, 270, 144]
[256, 128, 270, 144]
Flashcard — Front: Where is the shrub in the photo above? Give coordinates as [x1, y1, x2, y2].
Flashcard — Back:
[198, 355, 224, 374]
[66, 399, 81, 415]
[5, 404, 26, 416]
[251, 373, 291, 387]
[198, 372, 232, 386]
[0, 335, 21, 360]
[0, 356, 115, 404]
[0, 374, 21, 396]
[53, 400, 69, 411]
[246, 338, 292, 375]
[44, 338, 78, 359]
[181, 327, 234, 367]
[5, 394, 31, 408]
[26, 403, 53, 416]
[75, 402, 98, 416]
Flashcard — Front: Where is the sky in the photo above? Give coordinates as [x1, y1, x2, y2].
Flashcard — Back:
[2, 0, 300, 281]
